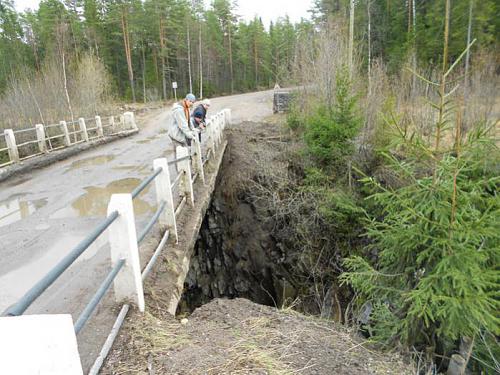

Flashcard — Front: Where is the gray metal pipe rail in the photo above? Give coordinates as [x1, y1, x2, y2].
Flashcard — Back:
[137, 201, 167, 244]
[168, 154, 191, 166]
[2, 210, 120, 317]
[74, 258, 126, 334]
[131, 167, 162, 199]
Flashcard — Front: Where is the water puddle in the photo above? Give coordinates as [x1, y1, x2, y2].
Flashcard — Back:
[0, 194, 48, 228]
[111, 164, 148, 173]
[50, 178, 154, 219]
[136, 135, 159, 144]
[65, 155, 115, 172]
[5, 176, 32, 188]
[0, 232, 108, 312]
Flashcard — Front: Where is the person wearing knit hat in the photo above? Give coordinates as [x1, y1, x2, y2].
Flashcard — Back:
[168, 93, 198, 147]
[191, 98, 211, 142]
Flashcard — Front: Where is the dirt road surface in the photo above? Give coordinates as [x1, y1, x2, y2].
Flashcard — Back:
[0, 89, 273, 371]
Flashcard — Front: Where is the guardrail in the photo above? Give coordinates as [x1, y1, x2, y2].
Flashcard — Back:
[0, 108, 231, 375]
[0, 112, 137, 168]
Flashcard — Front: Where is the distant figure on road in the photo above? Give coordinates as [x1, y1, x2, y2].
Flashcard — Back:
[168, 93, 197, 147]
[191, 99, 211, 142]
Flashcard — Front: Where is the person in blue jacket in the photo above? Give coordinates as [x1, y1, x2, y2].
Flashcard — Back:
[191, 99, 211, 142]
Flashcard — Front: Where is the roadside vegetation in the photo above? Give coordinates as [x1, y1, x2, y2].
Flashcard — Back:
[249, 2, 499, 374]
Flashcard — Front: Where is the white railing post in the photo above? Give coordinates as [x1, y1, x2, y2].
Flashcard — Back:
[0, 315, 83, 375]
[107, 194, 145, 312]
[119, 115, 125, 130]
[95, 115, 104, 137]
[224, 108, 232, 126]
[60, 121, 71, 146]
[176, 146, 194, 206]
[152, 158, 178, 243]
[78, 118, 89, 142]
[110, 116, 116, 133]
[191, 137, 205, 185]
[4, 129, 19, 162]
[124, 112, 138, 131]
[217, 113, 223, 144]
[35, 124, 47, 153]
[208, 116, 216, 152]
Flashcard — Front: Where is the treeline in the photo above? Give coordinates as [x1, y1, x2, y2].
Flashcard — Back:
[1, 0, 498, 103]
[0, 0, 303, 101]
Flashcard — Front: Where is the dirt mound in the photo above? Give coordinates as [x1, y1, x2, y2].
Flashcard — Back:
[102, 298, 411, 374]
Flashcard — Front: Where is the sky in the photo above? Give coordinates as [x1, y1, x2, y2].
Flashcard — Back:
[13, 0, 314, 27]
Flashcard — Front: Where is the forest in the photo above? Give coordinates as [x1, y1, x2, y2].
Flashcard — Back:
[0, 0, 499, 373]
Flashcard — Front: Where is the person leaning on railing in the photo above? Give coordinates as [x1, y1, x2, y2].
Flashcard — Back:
[191, 99, 211, 142]
[168, 93, 198, 147]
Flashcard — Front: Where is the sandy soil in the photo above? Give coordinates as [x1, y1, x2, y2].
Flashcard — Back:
[102, 298, 412, 374]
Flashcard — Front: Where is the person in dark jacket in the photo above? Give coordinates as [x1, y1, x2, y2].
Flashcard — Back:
[191, 99, 210, 142]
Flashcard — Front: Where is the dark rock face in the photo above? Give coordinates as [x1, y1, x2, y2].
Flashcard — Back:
[178, 191, 285, 313]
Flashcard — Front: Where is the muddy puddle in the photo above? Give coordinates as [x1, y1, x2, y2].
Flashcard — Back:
[0, 232, 108, 312]
[135, 136, 159, 145]
[50, 178, 154, 219]
[65, 155, 115, 172]
[0, 194, 47, 228]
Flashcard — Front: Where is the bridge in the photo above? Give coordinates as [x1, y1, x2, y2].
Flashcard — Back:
[0, 90, 273, 374]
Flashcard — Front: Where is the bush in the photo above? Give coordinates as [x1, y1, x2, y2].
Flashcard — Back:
[303, 68, 361, 174]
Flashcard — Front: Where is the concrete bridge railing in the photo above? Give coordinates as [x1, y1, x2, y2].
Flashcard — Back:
[0, 108, 231, 375]
[0, 112, 138, 168]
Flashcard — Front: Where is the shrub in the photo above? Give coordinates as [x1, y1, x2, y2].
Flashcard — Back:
[303, 68, 361, 175]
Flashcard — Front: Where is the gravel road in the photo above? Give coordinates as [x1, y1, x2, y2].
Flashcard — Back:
[0, 89, 273, 371]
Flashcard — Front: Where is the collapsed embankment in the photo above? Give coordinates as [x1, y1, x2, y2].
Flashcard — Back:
[102, 119, 412, 374]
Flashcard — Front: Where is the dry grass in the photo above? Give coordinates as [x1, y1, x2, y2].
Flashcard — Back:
[0, 53, 112, 131]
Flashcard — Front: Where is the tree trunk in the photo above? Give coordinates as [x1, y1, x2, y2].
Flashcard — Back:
[464, 0, 474, 108]
[367, 0, 371, 95]
[228, 22, 234, 93]
[142, 45, 146, 103]
[159, 16, 167, 100]
[348, 0, 355, 77]
[199, 23, 203, 99]
[121, 6, 135, 102]
[187, 23, 193, 94]
[435, 0, 450, 155]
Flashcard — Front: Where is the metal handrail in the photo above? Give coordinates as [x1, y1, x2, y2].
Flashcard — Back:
[168, 154, 191, 166]
[74, 258, 126, 334]
[137, 201, 167, 244]
[44, 123, 62, 129]
[46, 134, 65, 141]
[131, 167, 162, 199]
[13, 128, 36, 134]
[172, 171, 183, 188]
[16, 140, 38, 148]
[175, 196, 187, 217]
[2, 210, 120, 316]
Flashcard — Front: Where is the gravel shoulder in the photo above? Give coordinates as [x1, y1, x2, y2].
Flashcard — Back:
[102, 298, 412, 374]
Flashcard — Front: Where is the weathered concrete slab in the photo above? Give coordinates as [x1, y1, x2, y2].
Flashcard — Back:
[0, 314, 83, 375]
[144, 141, 228, 315]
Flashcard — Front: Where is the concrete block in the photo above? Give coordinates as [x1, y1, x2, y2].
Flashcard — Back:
[35, 124, 47, 153]
[107, 194, 145, 312]
[60, 121, 71, 146]
[124, 112, 138, 131]
[0, 314, 83, 375]
[153, 158, 178, 242]
[78, 118, 89, 142]
[4, 129, 19, 162]
[191, 137, 205, 185]
[176, 146, 194, 206]
[95, 115, 104, 137]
